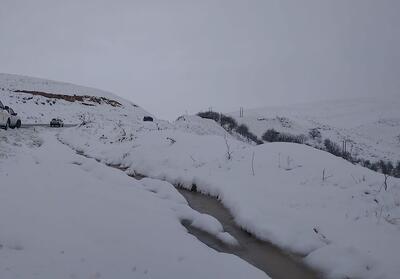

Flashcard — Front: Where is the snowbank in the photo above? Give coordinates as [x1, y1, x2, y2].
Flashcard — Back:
[60, 118, 400, 279]
[0, 128, 265, 279]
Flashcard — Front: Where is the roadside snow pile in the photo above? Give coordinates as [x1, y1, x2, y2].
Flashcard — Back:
[0, 73, 151, 124]
[0, 128, 263, 279]
[60, 118, 400, 279]
[228, 97, 400, 162]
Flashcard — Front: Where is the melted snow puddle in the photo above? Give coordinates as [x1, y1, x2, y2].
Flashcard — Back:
[177, 188, 321, 279]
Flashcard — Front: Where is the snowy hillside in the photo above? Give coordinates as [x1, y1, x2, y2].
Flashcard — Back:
[0, 73, 151, 125]
[0, 128, 267, 279]
[1, 74, 400, 279]
[0, 74, 269, 278]
[60, 113, 400, 279]
[0, 73, 125, 101]
[59, 106, 400, 278]
[228, 98, 400, 162]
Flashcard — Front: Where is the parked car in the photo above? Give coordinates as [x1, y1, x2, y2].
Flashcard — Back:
[5, 106, 21, 129]
[0, 100, 11, 130]
[50, 118, 64, 127]
[143, 116, 154, 122]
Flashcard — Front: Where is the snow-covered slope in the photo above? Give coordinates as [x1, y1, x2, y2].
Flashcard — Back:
[2, 74, 400, 279]
[0, 74, 268, 279]
[0, 128, 265, 279]
[60, 105, 400, 279]
[229, 98, 400, 162]
[0, 73, 125, 101]
[174, 115, 231, 137]
[0, 73, 152, 125]
[0, 73, 235, 142]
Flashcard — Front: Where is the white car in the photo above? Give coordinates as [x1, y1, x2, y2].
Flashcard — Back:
[0, 100, 11, 130]
[6, 106, 21, 129]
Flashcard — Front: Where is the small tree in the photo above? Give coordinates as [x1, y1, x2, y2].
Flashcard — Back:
[197, 111, 261, 144]
[324, 139, 342, 157]
[370, 162, 379, 172]
[278, 133, 305, 144]
[224, 135, 233, 160]
[262, 129, 280, 142]
[235, 124, 262, 144]
[362, 160, 371, 168]
[220, 115, 237, 131]
[387, 161, 394, 175]
[378, 160, 392, 191]
[309, 128, 321, 139]
[395, 161, 400, 178]
[378, 160, 389, 174]
[236, 124, 249, 136]
[197, 111, 220, 121]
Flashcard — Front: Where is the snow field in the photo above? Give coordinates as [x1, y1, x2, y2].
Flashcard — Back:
[2, 73, 400, 279]
[60, 118, 400, 279]
[0, 128, 266, 279]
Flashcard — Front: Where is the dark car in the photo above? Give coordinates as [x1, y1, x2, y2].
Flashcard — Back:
[50, 118, 64, 127]
[143, 116, 154, 122]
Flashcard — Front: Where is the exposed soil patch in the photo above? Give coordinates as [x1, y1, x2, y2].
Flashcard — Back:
[13, 90, 122, 107]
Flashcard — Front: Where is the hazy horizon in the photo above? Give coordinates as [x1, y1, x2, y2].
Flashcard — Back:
[1, 0, 399, 120]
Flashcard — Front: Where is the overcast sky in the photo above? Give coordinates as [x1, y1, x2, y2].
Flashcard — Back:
[1, 0, 399, 120]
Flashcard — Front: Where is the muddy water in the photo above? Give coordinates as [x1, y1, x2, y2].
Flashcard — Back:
[178, 188, 321, 279]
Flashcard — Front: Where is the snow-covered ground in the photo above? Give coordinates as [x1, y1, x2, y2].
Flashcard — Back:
[0, 73, 152, 125]
[60, 117, 400, 279]
[0, 127, 266, 279]
[228, 98, 400, 162]
[0, 73, 124, 101]
[1, 74, 400, 279]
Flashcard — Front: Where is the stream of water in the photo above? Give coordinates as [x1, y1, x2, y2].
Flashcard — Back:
[73, 149, 322, 279]
[178, 188, 321, 279]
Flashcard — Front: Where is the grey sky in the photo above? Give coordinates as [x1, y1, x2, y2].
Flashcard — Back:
[1, 0, 399, 120]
